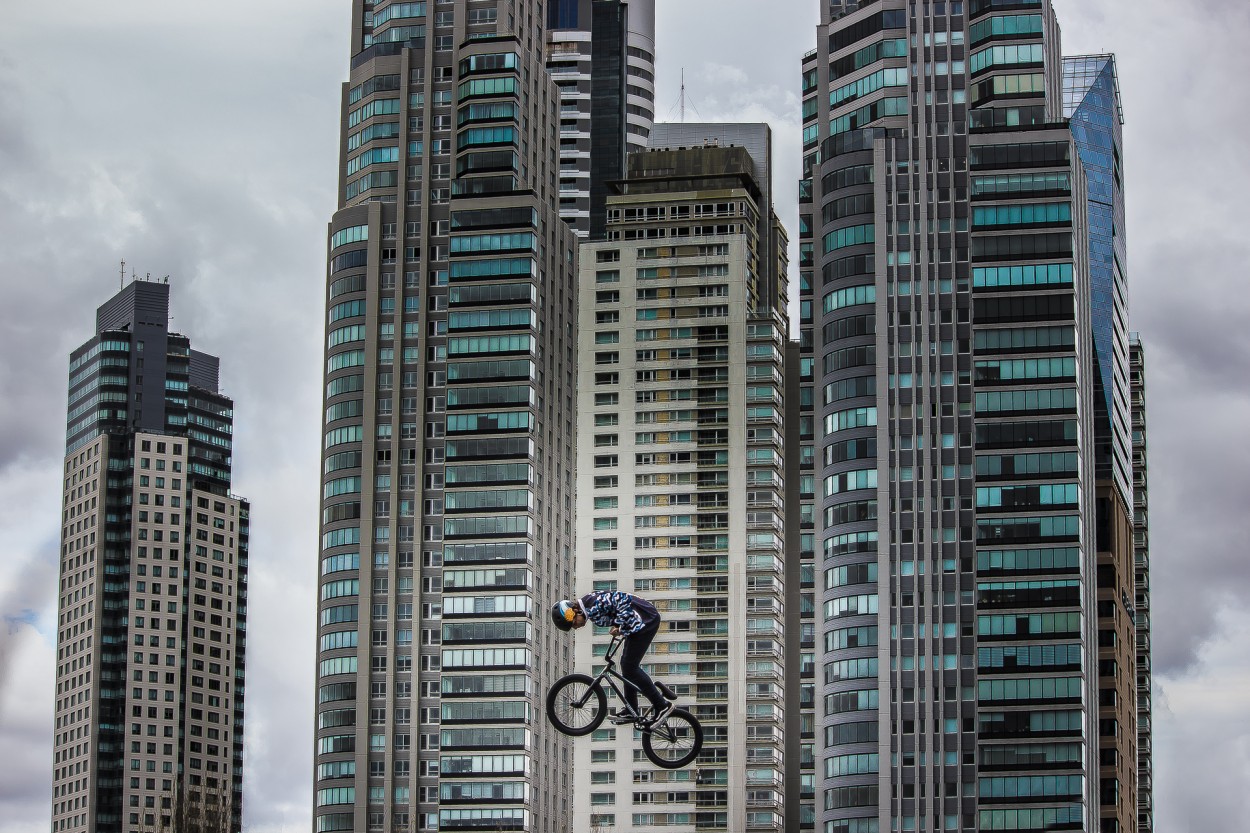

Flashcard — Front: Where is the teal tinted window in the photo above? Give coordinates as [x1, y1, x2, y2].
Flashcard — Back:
[457, 76, 517, 101]
[448, 335, 534, 356]
[976, 483, 1079, 508]
[822, 224, 874, 255]
[970, 43, 1045, 74]
[347, 121, 400, 152]
[347, 98, 400, 128]
[973, 202, 1071, 227]
[975, 388, 1077, 414]
[364, 24, 426, 46]
[346, 146, 398, 175]
[970, 13, 1043, 45]
[447, 309, 532, 330]
[975, 357, 1076, 382]
[330, 225, 368, 249]
[458, 126, 516, 147]
[973, 263, 1072, 288]
[830, 96, 907, 136]
[830, 67, 909, 107]
[972, 171, 1071, 197]
[329, 300, 367, 323]
[370, 3, 426, 26]
[449, 232, 535, 254]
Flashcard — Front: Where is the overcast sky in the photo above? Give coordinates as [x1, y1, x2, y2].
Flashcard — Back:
[1, 1, 1247, 830]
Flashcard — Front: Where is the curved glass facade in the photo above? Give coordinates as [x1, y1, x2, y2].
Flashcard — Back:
[316, 3, 577, 831]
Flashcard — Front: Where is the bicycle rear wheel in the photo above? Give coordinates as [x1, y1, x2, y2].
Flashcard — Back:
[642, 708, 703, 769]
[546, 673, 607, 736]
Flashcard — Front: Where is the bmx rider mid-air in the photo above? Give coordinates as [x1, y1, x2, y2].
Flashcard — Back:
[551, 591, 673, 727]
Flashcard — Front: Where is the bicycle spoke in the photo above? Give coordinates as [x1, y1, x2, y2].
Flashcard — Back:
[554, 683, 597, 730]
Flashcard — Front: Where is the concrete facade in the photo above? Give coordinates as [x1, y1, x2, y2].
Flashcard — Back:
[1095, 483, 1138, 833]
[574, 136, 789, 832]
[53, 282, 247, 833]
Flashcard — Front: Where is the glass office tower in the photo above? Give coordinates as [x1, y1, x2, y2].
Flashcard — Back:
[1062, 55, 1130, 510]
[803, 2, 1116, 831]
[53, 281, 248, 833]
[315, 3, 578, 832]
[1064, 54, 1139, 833]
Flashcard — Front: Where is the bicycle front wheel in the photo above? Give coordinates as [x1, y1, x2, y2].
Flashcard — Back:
[642, 708, 703, 769]
[546, 673, 607, 736]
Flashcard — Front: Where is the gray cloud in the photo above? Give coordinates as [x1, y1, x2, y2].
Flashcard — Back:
[0, 625, 57, 831]
[1, 0, 1247, 831]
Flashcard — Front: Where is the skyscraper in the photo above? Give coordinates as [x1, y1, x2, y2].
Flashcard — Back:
[315, 4, 577, 832]
[574, 128, 789, 831]
[1063, 55, 1130, 512]
[545, 0, 656, 238]
[804, 2, 1118, 831]
[53, 280, 248, 833]
[1128, 334, 1152, 833]
[1064, 53, 1138, 833]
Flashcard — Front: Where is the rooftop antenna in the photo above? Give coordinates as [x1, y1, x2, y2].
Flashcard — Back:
[119, 259, 126, 290]
[668, 68, 701, 123]
[681, 68, 686, 122]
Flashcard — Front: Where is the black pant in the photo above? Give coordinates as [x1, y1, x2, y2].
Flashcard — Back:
[620, 620, 665, 715]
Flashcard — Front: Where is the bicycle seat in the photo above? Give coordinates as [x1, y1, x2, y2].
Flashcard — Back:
[657, 681, 677, 701]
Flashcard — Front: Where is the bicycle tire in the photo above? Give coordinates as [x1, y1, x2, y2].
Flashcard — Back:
[546, 673, 607, 736]
[642, 708, 703, 769]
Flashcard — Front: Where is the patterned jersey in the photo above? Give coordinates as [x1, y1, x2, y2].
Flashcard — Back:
[578, 590, 658, 636]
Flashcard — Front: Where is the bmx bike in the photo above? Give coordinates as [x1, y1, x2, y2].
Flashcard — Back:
[545, 634, 704, 769]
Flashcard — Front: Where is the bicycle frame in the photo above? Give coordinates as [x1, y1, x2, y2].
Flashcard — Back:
[574, 635, 648, 721]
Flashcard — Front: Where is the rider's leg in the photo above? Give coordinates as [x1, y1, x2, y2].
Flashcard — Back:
[619, 620, 665, 714]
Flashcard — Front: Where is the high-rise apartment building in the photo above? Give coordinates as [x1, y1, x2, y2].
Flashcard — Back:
[53, 280, 248, 833]
[802, 2, 1122, 831]
[545, 0, 656, 238]
[574, 131, 789, 831]
[315, 3, 577, 832]
[1128, 334, 1151, 833]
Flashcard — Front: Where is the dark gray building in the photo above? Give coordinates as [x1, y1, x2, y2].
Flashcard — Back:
[800, 1, 1126, 831]
[1129, 333, 1151, 833]
[545, 0, 656, 238]
[315, 3, 578, 832]
[53, 280, 248, 833]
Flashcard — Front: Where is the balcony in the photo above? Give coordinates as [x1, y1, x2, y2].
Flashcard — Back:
[747, 643, 783, 662]
[746, 621, 783, 638]
[746, 664, 782, 683]
[746, 554, 784, 574]
[745, 769, 783, 788]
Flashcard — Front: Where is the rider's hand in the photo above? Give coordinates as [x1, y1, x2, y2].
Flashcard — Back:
[610, 627, 621, 636]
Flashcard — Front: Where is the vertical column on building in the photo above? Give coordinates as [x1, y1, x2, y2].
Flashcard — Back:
[1129, 335, 1151, 833]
